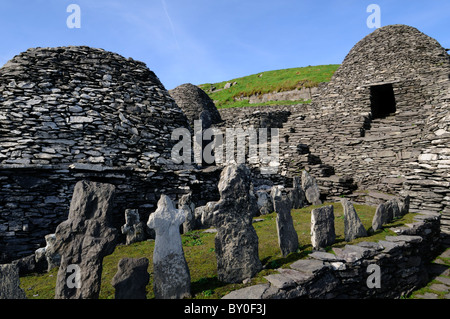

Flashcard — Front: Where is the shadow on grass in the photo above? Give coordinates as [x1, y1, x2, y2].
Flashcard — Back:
[261, 244, 313, 269]
[190, 276, 229, 297]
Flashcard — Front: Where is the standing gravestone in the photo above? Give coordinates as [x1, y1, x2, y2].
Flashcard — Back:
[399, 195, 410, 216]
[388, 199, 401, 219]
[53, 180, 118, 299]
[372, 199, 401, 231]
[179, 193, 196, 233]
[0, 264, 26, 299]
[198, 201, 218, 228]
[271, 186, 299, 257]
[341, 198, 367, 242]
[111, 257, 150, 299]
[147, 195, 191, 299]
[372, 202, 387, 231]
[209, 164, 262, 283]
[121, 209, 146, 245]
[255, 189, 274, 215]
[35, 233, 61, 272]
[290, 176, 305, 209]
[302, 171, 322, 205]
[311, 205, 336, 250]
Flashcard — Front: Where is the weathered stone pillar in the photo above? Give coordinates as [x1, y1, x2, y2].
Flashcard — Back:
[53, 180, 118, 299]
[147, 195, 191, 299]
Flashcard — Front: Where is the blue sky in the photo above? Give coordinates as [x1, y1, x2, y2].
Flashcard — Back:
[0, 0, 449, 90]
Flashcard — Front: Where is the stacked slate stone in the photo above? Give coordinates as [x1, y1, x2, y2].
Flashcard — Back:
[169, 83, 222, 130]
[217, 104, 293, 131]
[0, 46, 198, 263]
[273, 25, 450, 233]
[216, 104, 295, 185]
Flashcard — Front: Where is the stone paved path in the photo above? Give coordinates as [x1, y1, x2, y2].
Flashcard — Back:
[410, 236, 450, 299]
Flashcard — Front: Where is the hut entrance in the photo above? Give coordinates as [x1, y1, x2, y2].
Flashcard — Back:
[370, 84, 396, 119]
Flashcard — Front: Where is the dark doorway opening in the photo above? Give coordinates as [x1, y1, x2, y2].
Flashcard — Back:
[370, 84, 396, 119]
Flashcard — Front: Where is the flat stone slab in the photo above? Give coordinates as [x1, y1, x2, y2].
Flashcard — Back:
[264, 274, 296, 289]
[355, 241, 384, 251]
[222, 284, 270, 299]
[435, 276, 450, 286]
[309, 251, 338, 261]
[378, 240, 404, 253]
[290, 259, 325, 275]
[277, 268, 312, 284]
[429, 283, 449, 292]
[415, 292, 439, 299]
[202, 228, 217, 233]
[385, 235, 423, 244]
[439, 248, 450, 259]
[333, 245, 377, 263]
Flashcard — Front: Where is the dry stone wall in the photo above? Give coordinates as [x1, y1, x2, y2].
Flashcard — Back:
[224, 210, 441, 299]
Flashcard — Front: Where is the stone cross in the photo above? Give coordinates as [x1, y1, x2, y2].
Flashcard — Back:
[271, 186, 299, 257]
[147, 194, 191, 299]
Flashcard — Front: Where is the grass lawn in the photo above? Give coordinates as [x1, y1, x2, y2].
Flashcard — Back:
[198, 65, 339, 109]
[20, 201, 416, 299]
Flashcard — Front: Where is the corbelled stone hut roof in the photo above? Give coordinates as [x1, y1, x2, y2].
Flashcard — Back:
[314, 24, 450, 114]
[277, 25, 450, 232]
[0, 46, 194, 262]
[169, 83, 222, 129]
[0, 46, 190, 171]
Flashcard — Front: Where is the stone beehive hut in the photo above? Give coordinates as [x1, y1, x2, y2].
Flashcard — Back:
[169, 83, 222, 130]
[0, 46, 193, 262]
[278, 25, 450, 231]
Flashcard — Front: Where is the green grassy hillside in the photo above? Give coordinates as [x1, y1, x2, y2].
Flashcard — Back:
[198, 64, 339, 109]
